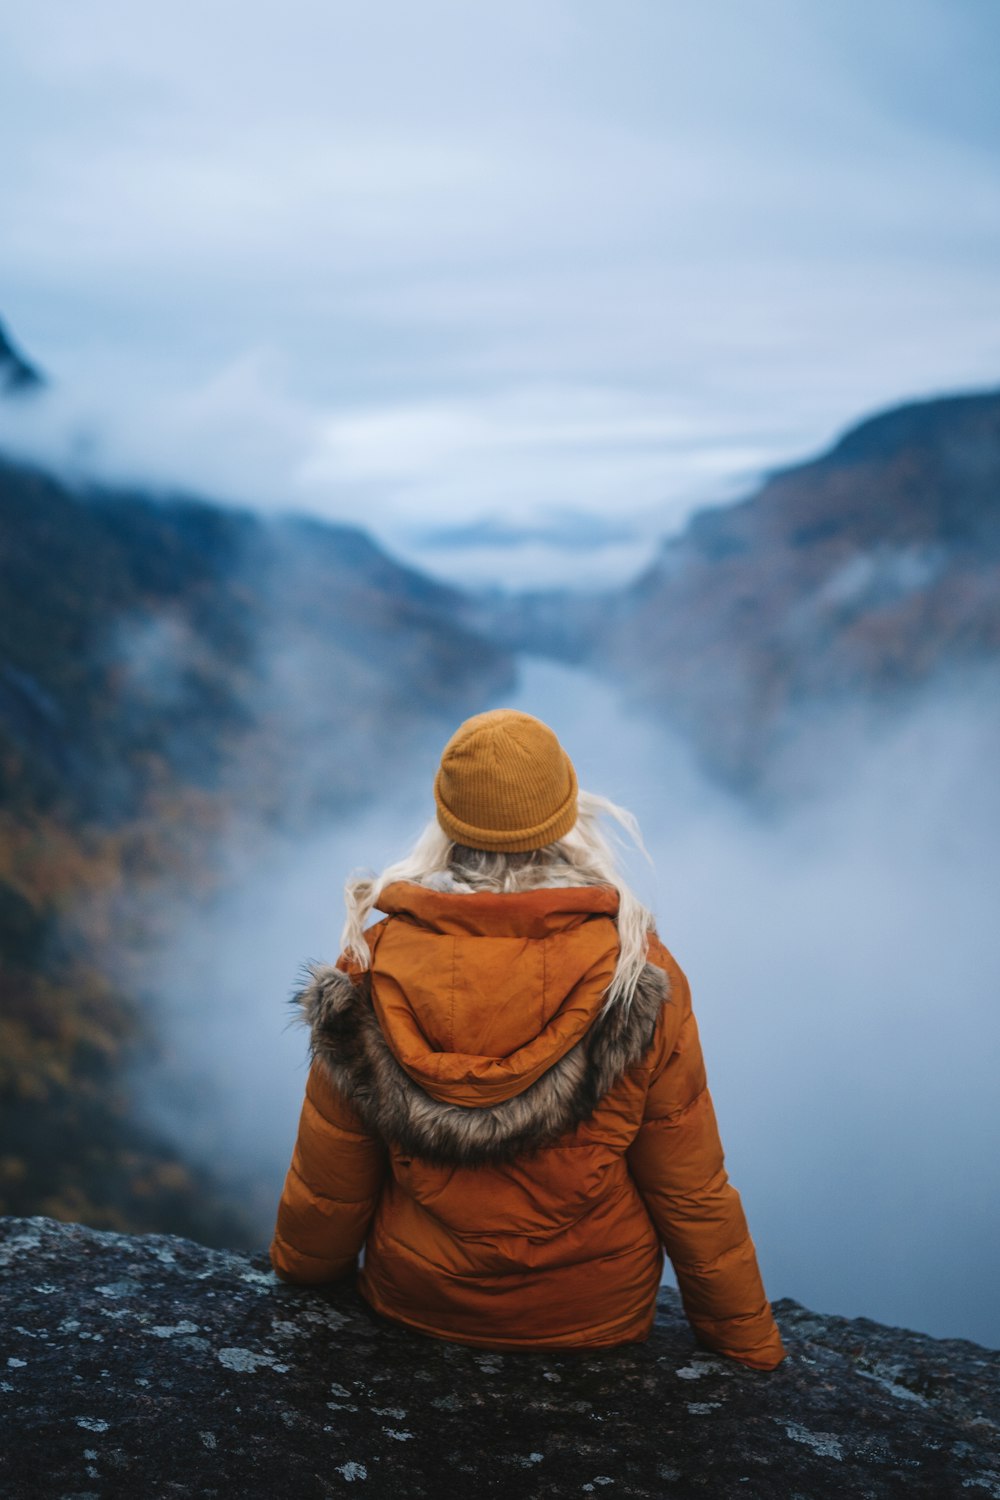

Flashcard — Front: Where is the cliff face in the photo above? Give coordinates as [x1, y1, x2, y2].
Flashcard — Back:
[1, 1216, 998, 1499]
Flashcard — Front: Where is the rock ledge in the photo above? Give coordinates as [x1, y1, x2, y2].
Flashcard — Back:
[1, 1217, 997, 1498]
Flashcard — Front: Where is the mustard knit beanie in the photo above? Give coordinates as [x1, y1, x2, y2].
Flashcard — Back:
[433, 709, 579, 853]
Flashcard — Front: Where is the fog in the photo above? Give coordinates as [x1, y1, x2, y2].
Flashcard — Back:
[4, 0, 1000, 588]
[134, 652, 1000, 1349]
[0, 353, 815, 590]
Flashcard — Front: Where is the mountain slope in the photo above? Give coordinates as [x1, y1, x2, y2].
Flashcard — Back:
[0, 456, 510, 829]
[0, 449, 513, 1241]
[0, 319, 45, 395]
[591, 388, 1000, 790]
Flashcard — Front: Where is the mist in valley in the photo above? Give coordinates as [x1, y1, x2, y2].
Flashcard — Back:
[134, 651, 1000, 1350]
[4, 5, 1000, 1438]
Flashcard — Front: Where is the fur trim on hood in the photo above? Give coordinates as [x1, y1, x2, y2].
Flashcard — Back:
[293, 961, 670, 1167]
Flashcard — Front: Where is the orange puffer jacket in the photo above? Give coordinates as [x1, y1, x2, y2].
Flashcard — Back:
[271, 880, 787, 1369]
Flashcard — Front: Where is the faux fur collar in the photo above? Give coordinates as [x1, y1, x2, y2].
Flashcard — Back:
[293, 960, 669, 1167]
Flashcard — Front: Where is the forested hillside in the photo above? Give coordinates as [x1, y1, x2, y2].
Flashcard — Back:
[594, 390, 1000, 791]
[3, 312, 999, 1242]
[0, 449, 512, 1241]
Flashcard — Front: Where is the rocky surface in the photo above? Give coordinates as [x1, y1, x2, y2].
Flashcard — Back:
[1, 1217, 997, 1498]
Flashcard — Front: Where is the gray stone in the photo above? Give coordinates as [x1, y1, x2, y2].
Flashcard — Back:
[1, 1216, 997, 1498]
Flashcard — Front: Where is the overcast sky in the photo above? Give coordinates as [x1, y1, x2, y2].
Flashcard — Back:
[2, 0, 999, 584]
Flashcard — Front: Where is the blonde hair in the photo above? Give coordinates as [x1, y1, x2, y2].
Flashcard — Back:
[340, 790, 656, 1014]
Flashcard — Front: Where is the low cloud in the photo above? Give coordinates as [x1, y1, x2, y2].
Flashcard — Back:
[0, 367, 780, 586]
[3, 0, 1000, 592]
[132, 653, 1000, 1349]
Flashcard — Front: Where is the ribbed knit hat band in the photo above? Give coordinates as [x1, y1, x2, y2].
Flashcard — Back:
[434, 709, 579, 853]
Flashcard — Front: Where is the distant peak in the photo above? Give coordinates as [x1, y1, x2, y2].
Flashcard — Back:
[823, 387, 1000, 466]
[0, 317, 46, 396]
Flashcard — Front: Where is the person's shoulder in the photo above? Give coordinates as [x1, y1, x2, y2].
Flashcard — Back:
[644, 929, 692, 1014]
[637, 929, 693, 1074]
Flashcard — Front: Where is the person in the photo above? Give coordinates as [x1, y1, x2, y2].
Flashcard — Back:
[270, 709, 787, 1370]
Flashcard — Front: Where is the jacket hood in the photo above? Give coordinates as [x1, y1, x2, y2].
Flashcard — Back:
[293, 879, 671, 1166]
[367, 880, 623, 1108]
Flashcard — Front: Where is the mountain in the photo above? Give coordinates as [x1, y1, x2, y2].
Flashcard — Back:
[4, 306, 999, 1244]
[0, 456, 511, 832]
[0, 319, 45, 395]
[0, 445, 514, 1243]
[585, 389, 1000, 792]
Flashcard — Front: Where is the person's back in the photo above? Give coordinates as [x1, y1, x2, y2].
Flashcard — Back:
[271, 710, 787, 1371]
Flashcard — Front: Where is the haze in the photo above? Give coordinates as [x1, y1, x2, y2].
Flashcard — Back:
[138, 657, 1000, 1349]
[3, 1, 1000, 584]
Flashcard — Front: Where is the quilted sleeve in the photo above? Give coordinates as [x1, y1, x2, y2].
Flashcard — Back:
[626, 961, 787, 1371]
[270, 1057, 387, 1285]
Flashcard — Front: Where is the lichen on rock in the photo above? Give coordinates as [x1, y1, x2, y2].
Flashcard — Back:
[1, 1216, 998, 1498]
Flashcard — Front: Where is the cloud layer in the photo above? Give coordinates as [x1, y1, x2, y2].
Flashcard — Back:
[2, 1, 999, 582]
[135, 654, 1000, 1348]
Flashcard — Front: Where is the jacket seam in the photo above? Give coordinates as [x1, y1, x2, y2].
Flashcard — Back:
[374, 1216, 659, 1280]
[272, 1230, 354, 1266]
[447, 933, 458, 1052]
[639, 1081, 708, 1127]
[541, 934, 547, 1033]
[289, 1158, 378, 1208]
[360, 1280, 655, 1349]
[303, 1091, 375, 1143]
[671, 1234, 752, 1274]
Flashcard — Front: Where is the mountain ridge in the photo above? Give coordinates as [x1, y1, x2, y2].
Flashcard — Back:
[0, 437, 514, 1243]
[0, 319, 45, 396]
[500, 384, 1000, 795]
[2, 311, 999, 1246]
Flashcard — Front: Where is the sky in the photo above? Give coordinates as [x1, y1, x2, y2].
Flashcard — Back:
[2, 0, 1000, 584]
